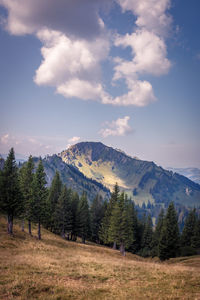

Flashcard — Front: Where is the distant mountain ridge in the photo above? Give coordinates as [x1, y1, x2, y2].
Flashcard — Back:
[167, 167, 200, 185]
[60, 142, 200, 207]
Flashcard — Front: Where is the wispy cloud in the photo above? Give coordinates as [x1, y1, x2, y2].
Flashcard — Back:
[0, 133, 69, 156]
[100, 116, 133, 138]
[66, 136, 81, 149]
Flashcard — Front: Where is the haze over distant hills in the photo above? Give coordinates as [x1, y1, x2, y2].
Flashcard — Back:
[60, 142, 200, 207]
[167, 167, 200, 185]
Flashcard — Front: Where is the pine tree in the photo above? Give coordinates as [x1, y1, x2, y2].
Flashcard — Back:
[129, 201, 140, 253]
[19, 155, 34, 235]
[90, 194, 105, 243]
[141, 214, 153, 257]
[32, 161, 47, 240]
[70, 192, 79, 241]
[77, 192, 90, 243]
[99, 183, 120, 248]
[151, 209, 165, 257]
[191, 219, 200, 249]
[119, 196, 134, 255]
[0, 148, 22, 234]
[47, 171, 62, 232]
[181, 209, 197, 247]
[158, 202, 180, 260]
[54, 186, 73, 239]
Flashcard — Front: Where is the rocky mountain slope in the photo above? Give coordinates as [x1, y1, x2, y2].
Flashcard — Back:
[60, 142, 200, 207]
[33, 155, 110, 203]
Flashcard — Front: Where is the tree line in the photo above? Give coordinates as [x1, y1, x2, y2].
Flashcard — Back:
[0, 148, 200, 260]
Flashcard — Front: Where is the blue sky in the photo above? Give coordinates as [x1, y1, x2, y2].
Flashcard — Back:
[0, 0, 200, 168]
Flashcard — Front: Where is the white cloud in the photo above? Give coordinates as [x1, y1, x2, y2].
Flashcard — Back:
[117, 0, 172, 36]
[68, 137, 80, 144]
[67, 136, 81, 149]
[34, 29, 110, 89]
[0, 0, 173, 107]
[111, 0, 172, 106]
[114, 29, 171, 78]
[100, 116, 133, 138]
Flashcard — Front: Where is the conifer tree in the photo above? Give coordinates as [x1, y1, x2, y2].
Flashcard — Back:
[158, 202, 180, 260]
[119, 196, 134, 255]
[100, 183, 120, 248]
[77, 192, 90, 243]
[19, 155, 34, 235]
[191, 219, 200, 249]
[47, 171, 62, 232]
[129, 201, 140, 253]
[54, 186, 73, 239]
[181, 209, 197, 247]
[90, 194, 105, 243]
[70, 192, 79, 241]
[151, 209, 165, 257]
[140, 214, 153, 257]
[32, 161, 47, 240]
[0, 148, 22, 234]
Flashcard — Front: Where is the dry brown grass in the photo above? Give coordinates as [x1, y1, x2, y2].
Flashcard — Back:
[0, 216, 200, 300]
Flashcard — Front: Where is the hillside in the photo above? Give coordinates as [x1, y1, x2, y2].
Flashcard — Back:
[0, 216, 200, 300]
[33, 155, 110, 203]
[60, 142, 200, 207]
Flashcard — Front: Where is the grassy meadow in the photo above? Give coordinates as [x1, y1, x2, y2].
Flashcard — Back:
[0, 216, 200, 300]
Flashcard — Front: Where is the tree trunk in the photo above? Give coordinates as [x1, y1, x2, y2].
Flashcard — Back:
[120, 243, 126, 256]
[82, 236, 85, 244]
[38, 220, 41, 240]
[61, 227, 65, 239]
[113, 241, 116, 250]
[28, 219, 32, 235]
[66, 233, 70, 241]
[7, 215, 13, 235]
[21, 219, 25, 232]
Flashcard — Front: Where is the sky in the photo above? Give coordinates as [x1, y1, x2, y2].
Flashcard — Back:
[0, 0, 200, 168]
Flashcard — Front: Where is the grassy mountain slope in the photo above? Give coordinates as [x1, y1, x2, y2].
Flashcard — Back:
[60, 142, 200, 207]
[0, 216, 200, 300]
[33, 155, 110, 203]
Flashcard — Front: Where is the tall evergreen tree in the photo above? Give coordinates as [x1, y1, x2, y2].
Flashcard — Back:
[90, 194, 105, 243]
[140, 214, 153, 257]
[128, 201, 140, 253]
[191, 218, 200, 249]
[119, 196, 134, 255]
[158, 202, 180, 260]
[108, 193, 134, 255]
[70, 192, 79, 241]
[151, 209, 165, 257]
[0, 148, 22, 234]
[47, 171, 62, 232]
[32, 161, 47, 240]
[54, 186, 73, 239]
[99, 183, 120, 248]
[181, 209, 197, 247]
[77, 192, 90, 243]
[19, 155, 34, 235]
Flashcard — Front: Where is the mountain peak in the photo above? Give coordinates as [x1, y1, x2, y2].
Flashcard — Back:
[60, 141, 200, 207]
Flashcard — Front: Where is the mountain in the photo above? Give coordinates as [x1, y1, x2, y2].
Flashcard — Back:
[167, 167, 200, 185]
[60, 142, 200, 207]
[33, 155, 110, 203]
